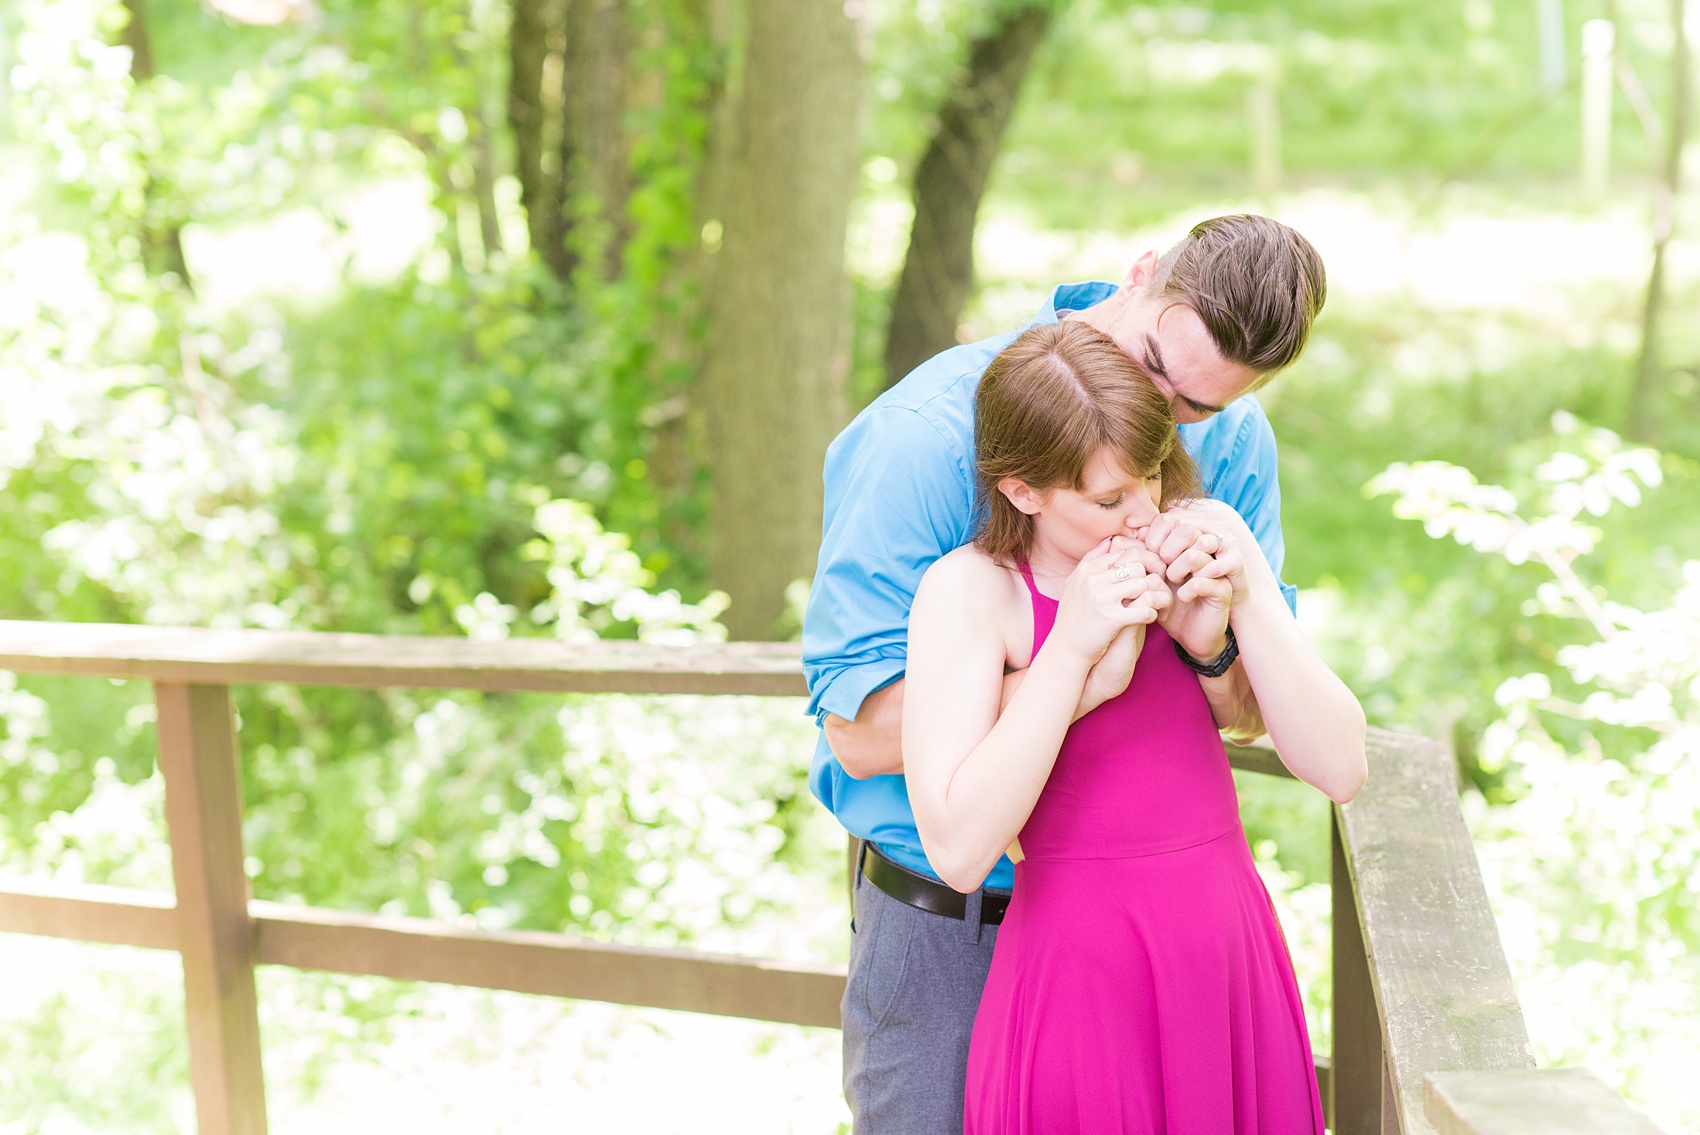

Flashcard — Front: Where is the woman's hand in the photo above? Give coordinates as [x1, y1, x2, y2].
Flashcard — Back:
[1078, 626, 1141, 713]
[1076, 544, 1168, 713]
[1049, 536, 1171, 669]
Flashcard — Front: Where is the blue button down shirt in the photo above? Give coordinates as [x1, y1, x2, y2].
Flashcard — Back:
[803, 281, 1297, 890]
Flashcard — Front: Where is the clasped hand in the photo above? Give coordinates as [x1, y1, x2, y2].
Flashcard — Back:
[1137, 502, 1252, 663]
[1049, 537, 1169, 711]
[1054, 505, 1254, 715]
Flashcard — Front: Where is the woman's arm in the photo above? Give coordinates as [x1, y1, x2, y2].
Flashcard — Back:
[904, 541, 1167, 892]
[1152, 502, 1366, 802]
[830, 626, 1156, 780]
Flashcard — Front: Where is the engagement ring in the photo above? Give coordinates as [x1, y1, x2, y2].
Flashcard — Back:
[1110, 563, 1133, 582]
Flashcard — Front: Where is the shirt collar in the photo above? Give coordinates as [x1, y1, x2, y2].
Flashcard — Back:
[1032, 280, 1120, 328]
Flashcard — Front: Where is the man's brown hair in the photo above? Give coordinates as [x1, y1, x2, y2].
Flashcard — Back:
[1150, 214, 1326, 376]
[974, 321, 1199, 566]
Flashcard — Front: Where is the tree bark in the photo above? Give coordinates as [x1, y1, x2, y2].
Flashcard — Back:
[564, 0, 634, 280]
[471, 111, 504, 262]
[119, 0, 193, 290]
[120, 0, 155, 77]
[509, 0, 575, 280]
[510, 0, 634, 284]
[1626, 0, 1691, 444]
[699, 0, 862, 639]
[882, 2, 1056, 388]
[639, 0, 731, 572]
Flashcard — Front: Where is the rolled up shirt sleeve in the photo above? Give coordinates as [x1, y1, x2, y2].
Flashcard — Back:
[803, 404, 977, 724]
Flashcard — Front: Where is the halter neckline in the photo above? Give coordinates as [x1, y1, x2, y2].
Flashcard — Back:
[1016, 560, 1054, 604]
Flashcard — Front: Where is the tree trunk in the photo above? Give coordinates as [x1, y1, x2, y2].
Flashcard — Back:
[699, 0, 861, 639]
[471, 111, 504, 262]
[119, 0, 193, 290]
[120, 0, 155, 78]
[639, 0, 731, 575]
[1626, 0, 1691, 444]
[509, 0, 575, 280]
[453, 30, 504, 265]
[882, 2, 1055, 388]
[510, 0, 633, 284]
[564, 0, 634, 280]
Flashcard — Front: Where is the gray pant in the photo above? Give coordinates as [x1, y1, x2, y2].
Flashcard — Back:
[842, 851, 1002, 1134]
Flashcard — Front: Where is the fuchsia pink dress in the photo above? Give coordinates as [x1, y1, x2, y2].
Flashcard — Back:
[963, 565, 1325, 1134]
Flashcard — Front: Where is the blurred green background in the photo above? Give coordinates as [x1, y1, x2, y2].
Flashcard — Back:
[0, 0, 1696, 1130]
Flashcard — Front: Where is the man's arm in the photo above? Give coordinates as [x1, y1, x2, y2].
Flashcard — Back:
[1198, 662, 1265, 743]
[829, 661, 1131, 779]
[804, 406, 975, 776]
[824, 679, 905, 779]
[829, 670, 1028, 779]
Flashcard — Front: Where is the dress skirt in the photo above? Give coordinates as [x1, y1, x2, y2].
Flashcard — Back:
[963, 827, 1325, 1135]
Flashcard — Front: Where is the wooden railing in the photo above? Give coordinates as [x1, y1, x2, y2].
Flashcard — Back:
[0, 619, 1668, 1135]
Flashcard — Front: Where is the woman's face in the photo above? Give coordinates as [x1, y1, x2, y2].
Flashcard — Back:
[1014, 446, 1163, 561]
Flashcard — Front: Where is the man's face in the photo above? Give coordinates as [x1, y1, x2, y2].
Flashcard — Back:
[1071, 263, 1262, 424]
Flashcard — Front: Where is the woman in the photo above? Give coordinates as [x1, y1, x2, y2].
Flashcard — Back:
[902, 320, 1367, 1133]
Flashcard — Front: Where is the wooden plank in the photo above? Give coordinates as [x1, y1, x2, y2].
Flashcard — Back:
[1425, 1069, 1668, 1135]
[0, 620, 807, 697]
[156, 683, 268, 1135]
[0, 876, 178, 950]
[1226, 737, 1296, 779]
[250, 900, 847, 1029]
[1315, 1055, 1333, 1131]
[1335, 727, 1535, 1135]
[1331, 807, 1387, 1134]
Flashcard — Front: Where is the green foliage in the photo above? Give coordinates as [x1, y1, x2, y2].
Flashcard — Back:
[992, 0, 1683, 229]
[2, 0, 1699, 1124]
[1265, 305, 1700, 779]
[0, 942, 190, 1135]
[1376, 434, 1700, 1131]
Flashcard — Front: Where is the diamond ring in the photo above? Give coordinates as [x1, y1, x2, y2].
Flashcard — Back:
[1110, 562, 1133, 582]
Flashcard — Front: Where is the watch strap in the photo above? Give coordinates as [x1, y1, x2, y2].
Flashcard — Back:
[1172, 625, 1239, 678]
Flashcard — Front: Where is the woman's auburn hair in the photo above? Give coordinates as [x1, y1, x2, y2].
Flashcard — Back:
[973, 320, 1200, 566]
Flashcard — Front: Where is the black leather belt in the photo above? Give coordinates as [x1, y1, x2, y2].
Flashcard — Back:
[859, 840, 1011, 926]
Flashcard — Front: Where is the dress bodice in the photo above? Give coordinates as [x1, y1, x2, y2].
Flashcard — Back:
[1016, 562, 1241, 860]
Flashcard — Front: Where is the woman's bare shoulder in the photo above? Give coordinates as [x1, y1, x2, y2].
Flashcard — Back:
[916, 545, 1023, 612]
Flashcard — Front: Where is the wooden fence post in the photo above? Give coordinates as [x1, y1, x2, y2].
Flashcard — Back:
[1332, 805, 1391, 1134]
[155, 682, 268, 1135]
[1537, 0, 1568, 93]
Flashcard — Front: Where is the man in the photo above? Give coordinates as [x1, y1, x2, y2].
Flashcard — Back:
[802, 213, 1326, 1132]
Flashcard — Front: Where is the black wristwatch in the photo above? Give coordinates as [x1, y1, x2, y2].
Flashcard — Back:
[1173, 626, 1239, 678]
